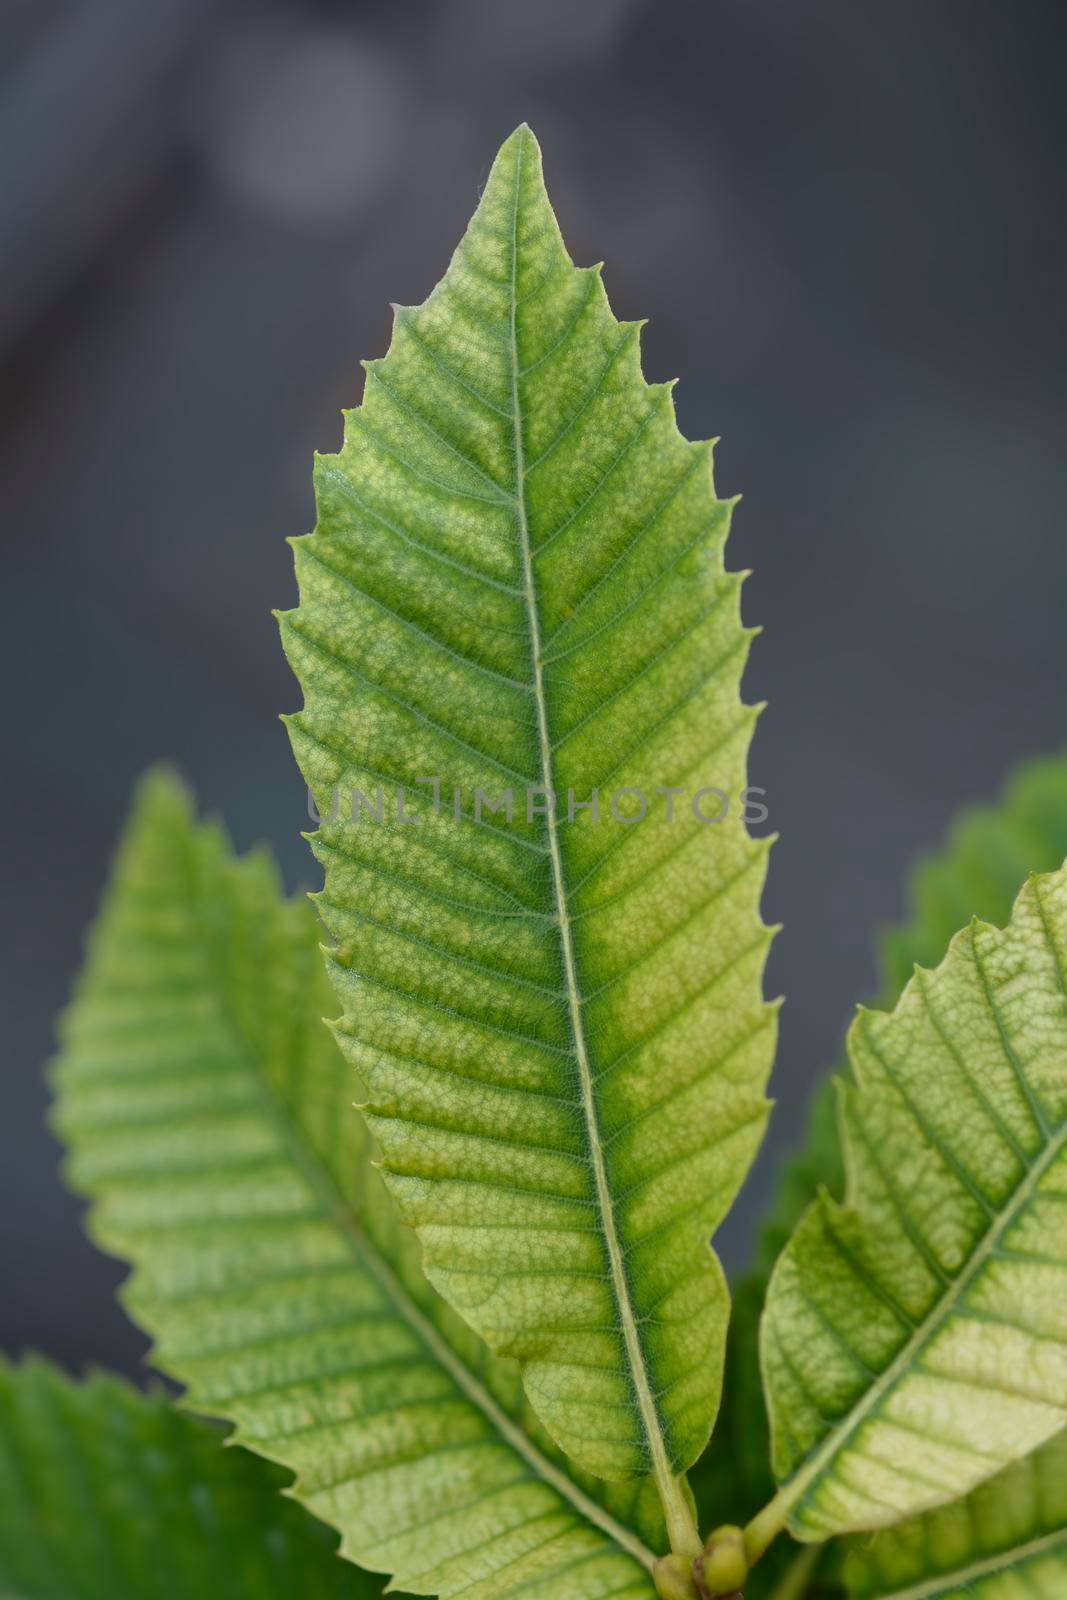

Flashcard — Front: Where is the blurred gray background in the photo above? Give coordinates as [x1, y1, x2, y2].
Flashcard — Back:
[2, 0, 1063, 1377]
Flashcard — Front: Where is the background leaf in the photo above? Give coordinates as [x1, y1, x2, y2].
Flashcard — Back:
[685, 755, 1067, 1592]
[877, 756, 1067, 997]
[0, 1357, 378, 1599]
[760, 859, 1067, 1540]
[52, 771, 660, 1599]
[757, 752, 1067, 1276]
[846, 1427, 1067, 1599]
[280, 120, 774, 1514]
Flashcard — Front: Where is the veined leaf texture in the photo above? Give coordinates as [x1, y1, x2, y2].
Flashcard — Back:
[42, 114, 1067, 1600]
[756, 752, 1067, 1276]
[760, 862, 1067, 1541]
[847, 1427, 1067, 1599]
[704, 754, 1067, 1593]
[280, 122, 773, 1531]
[52, 773, 663, 1599]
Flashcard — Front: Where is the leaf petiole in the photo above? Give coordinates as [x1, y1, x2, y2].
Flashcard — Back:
[742, 1483, 799, 1570]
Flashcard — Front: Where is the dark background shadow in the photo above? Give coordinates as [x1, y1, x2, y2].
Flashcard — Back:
[2, 0, 1063, 1378]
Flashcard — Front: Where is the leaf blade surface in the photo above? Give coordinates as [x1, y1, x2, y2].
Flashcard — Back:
[0, 1358, 379, 1600]
[756, 752, 1067, 1278]
[760, 861, 1067, 1540]
[281, 122, 773, 1501]
[52, 772, 659, 1599]
[846, 1427, 1067, 1599]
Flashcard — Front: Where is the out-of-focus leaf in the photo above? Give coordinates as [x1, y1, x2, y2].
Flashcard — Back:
[0, 1357, 379, 1599]
[52, 772, 660, 1599]
[846, 1428, 1067, 1598]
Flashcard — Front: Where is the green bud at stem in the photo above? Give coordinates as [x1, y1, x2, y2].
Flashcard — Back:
[700, 1524, 748, 1596]
[653, 1553, 701, 1600]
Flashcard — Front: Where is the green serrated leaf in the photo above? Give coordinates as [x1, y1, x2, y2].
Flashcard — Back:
[690, 756, 1067, 1595]
[0, 1357, 377, 1599]
[278, 121, 774, 1528]
[52, 771, 661, 1599]
[846, 1427, 1067, 1599]
[715, 752, 1067, 1586]
[756, 753, 1067, 1277]
[758, 860, 1067, 1543]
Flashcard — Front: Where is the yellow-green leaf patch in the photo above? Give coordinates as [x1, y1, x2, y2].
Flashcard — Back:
[280, 124, 773, 1540]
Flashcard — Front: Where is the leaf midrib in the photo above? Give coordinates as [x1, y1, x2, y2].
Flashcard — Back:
[865, 1523, 1067, 1600]
[176, 836, 656, 1576]
[505, 129, 686, 1542]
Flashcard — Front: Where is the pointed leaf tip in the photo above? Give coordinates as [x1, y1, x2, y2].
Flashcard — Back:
[488, 122, 541, 173]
